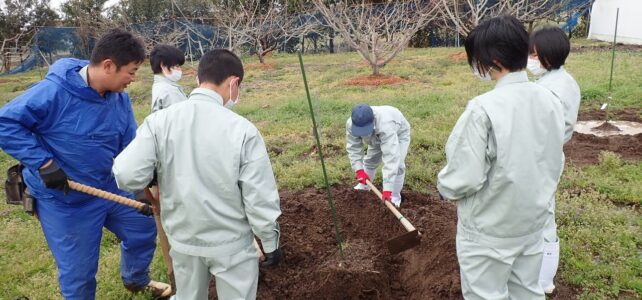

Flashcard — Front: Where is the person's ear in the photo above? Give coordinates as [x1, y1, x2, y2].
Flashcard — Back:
[160, 63, 170, 75]
[102, 59, 117, 75]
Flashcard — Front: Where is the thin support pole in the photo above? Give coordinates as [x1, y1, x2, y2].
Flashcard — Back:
[297, 52, 345, 259]
[608, 8, 619, 92]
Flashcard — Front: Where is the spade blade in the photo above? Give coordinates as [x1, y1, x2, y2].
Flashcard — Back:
[386, 230, 421, 255]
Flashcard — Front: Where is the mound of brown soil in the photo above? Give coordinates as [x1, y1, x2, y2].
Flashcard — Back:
[207, 186, 580, 299]
[565, 109, 642, 166]
[449, 51, 467, 62]
[591, 121, 621, 132]
[578, 108, 641, 123]
[564, 132, 642, 166]
[345, 74, 409, 86]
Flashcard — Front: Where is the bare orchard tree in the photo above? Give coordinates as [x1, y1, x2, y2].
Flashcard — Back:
[439, 0, 496, 36]
[439, 0, 572, 36]
[284, 9, 328, 53]
[495, 0, 571, 24]
[314, 0, 440, 75]
[209, 1, 262, 57]
[131, 22, 189, 54]
[242, 2, 288, 64]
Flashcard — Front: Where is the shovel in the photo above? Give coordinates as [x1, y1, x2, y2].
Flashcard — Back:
[144, 185, 176, 294]
[67, 180, 265, 262]
[365, 180, 421, 254]
[67, 180, 176, 295]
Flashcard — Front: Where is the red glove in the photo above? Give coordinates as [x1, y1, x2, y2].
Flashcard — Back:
[355, 169, 370, 184]
[382, 191, 392, 203]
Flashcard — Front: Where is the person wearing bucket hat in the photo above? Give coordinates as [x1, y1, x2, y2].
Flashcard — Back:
[346, 103, 411, 207]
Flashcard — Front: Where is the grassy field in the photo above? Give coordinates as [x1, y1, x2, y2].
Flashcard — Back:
[0, 43, 641, 299]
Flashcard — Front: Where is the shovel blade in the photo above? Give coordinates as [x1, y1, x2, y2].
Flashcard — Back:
[387, 230, 421, 255]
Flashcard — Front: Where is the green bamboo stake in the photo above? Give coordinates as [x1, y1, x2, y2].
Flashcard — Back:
[297, 52, 345, 259]
[608, 8, 619, 92]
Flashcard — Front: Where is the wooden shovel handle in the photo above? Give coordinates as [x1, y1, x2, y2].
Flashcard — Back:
[69, 180, 266, 261]
[365, 180, 417, 232]
[68, 180, 145, 210]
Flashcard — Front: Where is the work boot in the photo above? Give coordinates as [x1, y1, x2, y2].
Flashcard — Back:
[148, 280, 173, 298]
[391, 196, 401, 207]
[125, 280, 173, 299]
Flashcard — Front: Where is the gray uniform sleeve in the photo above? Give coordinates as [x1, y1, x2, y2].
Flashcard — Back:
[437, 101, 492, 200]
[151, 92, 165, 113]
[378, 123, 401, 191]
[345, 118, 365, 171]
[113, 117, 158, 192]
[163, 88, 188, 108]
[239, 124, 282, 253]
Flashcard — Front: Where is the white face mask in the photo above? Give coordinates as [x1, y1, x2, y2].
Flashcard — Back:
[473, 65, 492, 81]
[224, 98, 237, 109]
[165, 69, 182, 82]
[527, 57, 547, 76]
[225, 78, 239, 109]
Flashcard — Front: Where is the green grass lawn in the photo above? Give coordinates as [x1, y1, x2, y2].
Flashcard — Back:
[0, 43, 641, 299]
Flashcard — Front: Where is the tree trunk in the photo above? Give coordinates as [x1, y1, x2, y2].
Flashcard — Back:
[329, 31, 335, 53]
[372, 63, 379, 75]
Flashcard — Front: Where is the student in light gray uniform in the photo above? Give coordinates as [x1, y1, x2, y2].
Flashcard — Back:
[113, 49, 282, 300]
[527, 26, 581, 294]
[437, 16, 565, 300]
[346, 104, 411, 207]
[150, 44, 187, 112]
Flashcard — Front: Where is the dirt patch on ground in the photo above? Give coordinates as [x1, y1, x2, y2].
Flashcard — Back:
[207, 186, 581, 299]
[345, 74, 409, 86]
[577, 108, 641, 122]
[572, 43, 642, 53]
[564, 132, 642, 166]
[449, 51, 467, 62]
[246, 63, 276, 71]
[565, 109, 642, 166]
[304, 143, 343, 158]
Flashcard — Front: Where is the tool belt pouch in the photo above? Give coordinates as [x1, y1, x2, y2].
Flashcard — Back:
[5, 164, 25, 205]
[23, 189, 35, 215]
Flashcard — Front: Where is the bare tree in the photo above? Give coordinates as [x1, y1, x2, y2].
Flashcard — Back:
[209, 1, 258, 55]
[314, 0, 440, 75]
[242, 2, 288, 64]
[439, 0, 495, 36]
[496, 0, 570, 24]
[439, 0, 572, 36]
[130, 22, 189, 54]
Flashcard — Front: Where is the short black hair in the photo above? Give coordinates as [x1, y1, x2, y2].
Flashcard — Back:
[464, 15, 529, 75]
[90, 29, 145, 69]
[197, 49, 244, 86]
[150, 44, 185, 74]
[529, 26, 570, 71]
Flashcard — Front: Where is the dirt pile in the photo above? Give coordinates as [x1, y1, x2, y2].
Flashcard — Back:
[207, 186, 581, 299]
[565, 109, 642, 165]
[345, 75, 409, 86]
[208, 186, 461, 299]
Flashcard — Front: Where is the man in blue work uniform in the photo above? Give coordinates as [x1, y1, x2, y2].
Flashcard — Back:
[0, 29, 170, 299]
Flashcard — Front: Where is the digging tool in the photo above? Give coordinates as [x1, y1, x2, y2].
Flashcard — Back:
[67, 180, 266, 263]
[364, 180, 421, 254]
[144, 186, 176, 294]
[67, 180, 176, 295]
